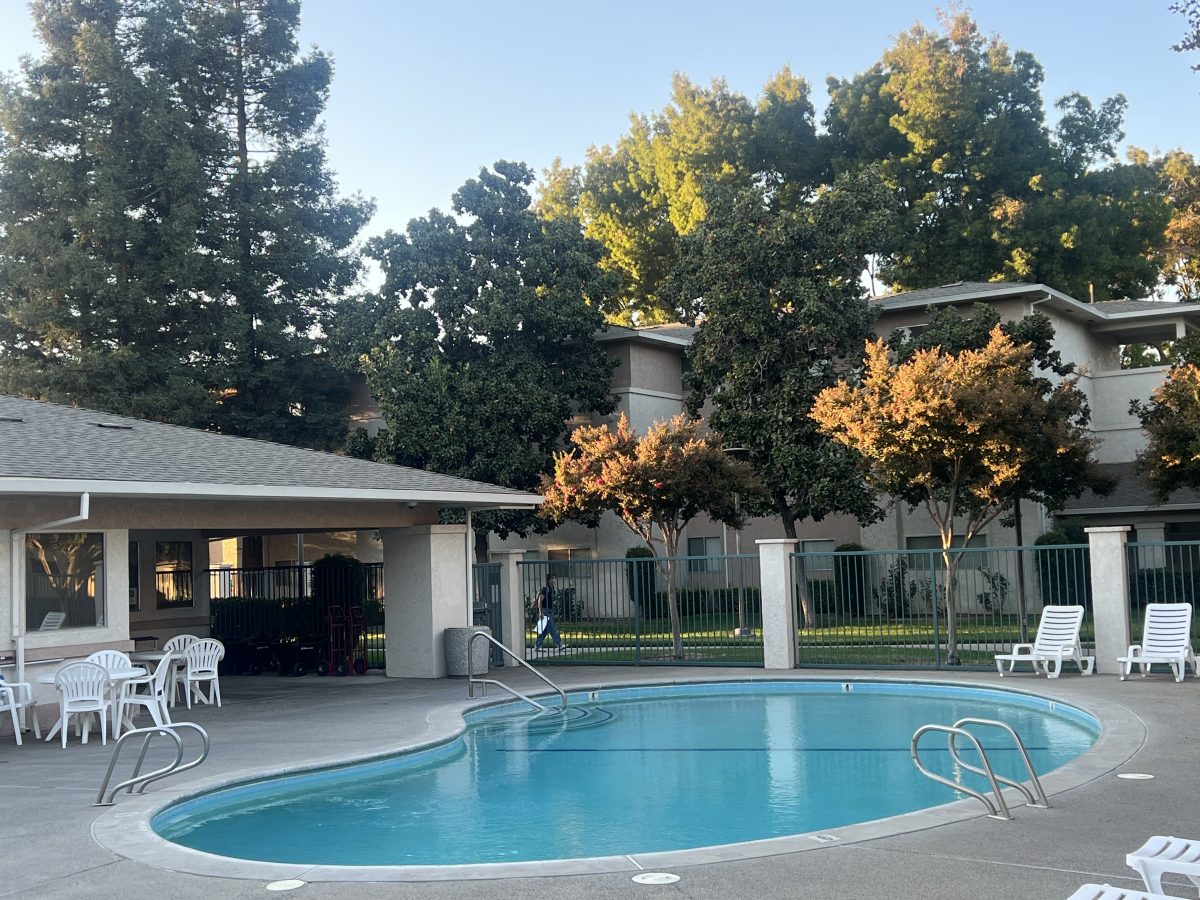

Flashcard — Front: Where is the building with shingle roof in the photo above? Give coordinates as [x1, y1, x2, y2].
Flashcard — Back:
[0, 395, 540, 693]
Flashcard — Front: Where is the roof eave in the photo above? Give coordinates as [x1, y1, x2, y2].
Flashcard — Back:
[0, 477, 542, 508]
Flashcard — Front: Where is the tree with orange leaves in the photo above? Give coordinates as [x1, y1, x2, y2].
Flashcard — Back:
[811, 326, 1099, 664]
[539, 413, 763, 658]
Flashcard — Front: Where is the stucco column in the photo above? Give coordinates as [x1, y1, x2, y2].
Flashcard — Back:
[381, 524, 469, 678]
[493, 550, 527, 667]
[758, 539, 798, 670]
[1086, 526, 1132, 674]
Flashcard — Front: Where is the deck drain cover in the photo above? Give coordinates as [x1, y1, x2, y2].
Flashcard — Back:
[633, 873, 680, 885]
[1117, 773, 1155, 780]
[266, 880, 306, 892]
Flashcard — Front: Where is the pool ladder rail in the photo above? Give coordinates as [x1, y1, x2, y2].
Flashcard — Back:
[467, 630, 567, 713]
[94, 722, 210, 807]
[910, 717, 1049, 821]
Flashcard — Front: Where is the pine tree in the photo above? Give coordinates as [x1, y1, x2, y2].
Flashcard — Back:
[141, 0, 374, 446]
[0, 0, 214, 423]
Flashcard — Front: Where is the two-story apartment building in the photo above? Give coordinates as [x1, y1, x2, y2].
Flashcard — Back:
[498, 281, 1200, 569]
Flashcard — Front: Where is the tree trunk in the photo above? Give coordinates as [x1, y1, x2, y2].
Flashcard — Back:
[778, 495, 814, 630]
[663, 533, 683, 659]
[942, 549, 960, 665]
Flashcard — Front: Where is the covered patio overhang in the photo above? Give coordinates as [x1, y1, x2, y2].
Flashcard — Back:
[0, 394, 540, 695]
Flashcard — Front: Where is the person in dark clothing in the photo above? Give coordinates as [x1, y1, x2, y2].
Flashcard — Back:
[534, 574, 568, 651]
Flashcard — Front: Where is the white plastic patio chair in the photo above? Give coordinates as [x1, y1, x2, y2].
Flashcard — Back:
[1118, 603, 1198, 682]
[48, 662, 111, 748]
[0, 675, 40, 746]
[995, 605, 1095, 678]
[163, 635, 198, 707]
[1066, 885, 1187, 900]
[85, 649, 132, 671]
[38, 611, 65, 630]
[1128, 836, 1200, 896]
[115, 653, 174, 735]
[182, 639, 224, 709]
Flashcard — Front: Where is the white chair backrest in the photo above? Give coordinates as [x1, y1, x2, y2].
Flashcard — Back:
[185, 639, 223, 675]
[1032, 605, 1085, 654]
[150, 653, 176, 694]
[1142, 603, 1193, 654]
[163, 634, 198, 654]
[39, 611, 66, 630]
[55, 662, 110, 703]
[86, 650, 132, 672]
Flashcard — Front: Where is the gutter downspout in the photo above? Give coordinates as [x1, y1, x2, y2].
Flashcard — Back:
[12, 493, 91, 704]
[465, 509, 475, 628]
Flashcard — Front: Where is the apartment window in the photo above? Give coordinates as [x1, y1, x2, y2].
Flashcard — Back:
[155, 541, 194, 609]
[547, 548, 591, 579]
[905, 535, 988, 570]
[687, 536, 722, 573]
[25, 532, 106, 629]
[799, 539, 836, 572]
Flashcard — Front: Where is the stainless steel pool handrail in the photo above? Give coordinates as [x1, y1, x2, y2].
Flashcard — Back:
[948, 717, 1049, 809]
[911, 723, 1013, 820]
[467, 630, 567, 713]
[95, 722, 210, 806]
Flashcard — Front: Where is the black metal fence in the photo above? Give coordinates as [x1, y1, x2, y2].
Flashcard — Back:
[1126, 541, 1200, 645]
[473, 563, 503, 666]
[208, 563, 385, 673]
[517, 555, 763, 666]
[791, 545, 1093, 670]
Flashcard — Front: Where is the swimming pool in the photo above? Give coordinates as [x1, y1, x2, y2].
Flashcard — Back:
[153, 680, 1098, 867]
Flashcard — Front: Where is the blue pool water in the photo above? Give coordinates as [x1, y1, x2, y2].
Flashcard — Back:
[154, 681, 1098, 866]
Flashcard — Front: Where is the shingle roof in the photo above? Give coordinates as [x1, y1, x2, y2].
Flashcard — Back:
[597, 323, 696, 345]
[0, 395, 538, 504]
[1091, 299, 1200, 314]
[872, 281, 1042, 308]
[1061, 463, 1200, 514]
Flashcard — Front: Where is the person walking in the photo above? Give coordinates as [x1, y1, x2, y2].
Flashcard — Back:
[534, 574, 568, 652]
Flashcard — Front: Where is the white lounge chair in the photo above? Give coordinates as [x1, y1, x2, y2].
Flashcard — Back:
[995, 605, 1094, 678]
[1067, 885, 1188, 900]
[0, 675, 40, 746]
[1128, 836, 1200, 896]
[1117, 603, 1198, 682]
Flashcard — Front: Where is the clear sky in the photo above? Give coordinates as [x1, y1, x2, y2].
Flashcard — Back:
[1, 1, 1198, 239]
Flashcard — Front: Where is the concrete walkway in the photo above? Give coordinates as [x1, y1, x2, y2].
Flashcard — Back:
[0, 666, 1193, 900]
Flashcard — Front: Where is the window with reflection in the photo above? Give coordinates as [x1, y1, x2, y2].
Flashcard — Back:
[155, 541, 194, 609]
[25, 533, 106, 629]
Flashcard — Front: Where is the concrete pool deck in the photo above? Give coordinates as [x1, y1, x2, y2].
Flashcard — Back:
[0, 666, 1190, 899]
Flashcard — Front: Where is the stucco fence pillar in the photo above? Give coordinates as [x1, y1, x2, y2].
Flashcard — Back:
[757, 539, 799, 670]
[381, 524, 470, 678]
[493, 550, 528, 667]
[1086, 525, 1132, 675]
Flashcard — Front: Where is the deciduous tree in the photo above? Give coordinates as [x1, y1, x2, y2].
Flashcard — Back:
[544, 70, 825, 323]
[539, 413, 763, 658]
[671, 170, 897, 626]
[811, 327, 1101, 663]
[825, 11, 1169, 299]
[1132, 335, 1200, 499]
[341, 161, 617, 550]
